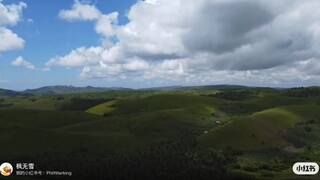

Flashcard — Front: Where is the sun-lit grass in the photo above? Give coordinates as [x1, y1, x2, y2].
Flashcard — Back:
[86, 100, 117, 116]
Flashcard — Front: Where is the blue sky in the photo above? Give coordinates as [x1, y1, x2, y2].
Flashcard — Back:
[1, 0, 136, 90]
[1, 0, 320, 90]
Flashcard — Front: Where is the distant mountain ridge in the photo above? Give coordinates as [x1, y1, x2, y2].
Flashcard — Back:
[0, 84, 314, 96]
[0, 88, 21, 97]
[179, 84, 250, 90]
[139, 86, 184, 91]
[22, 85, 132, 95]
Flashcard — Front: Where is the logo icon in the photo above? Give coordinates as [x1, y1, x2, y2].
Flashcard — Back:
[293, 162, 319, 175]
[0, 162, 13, 176]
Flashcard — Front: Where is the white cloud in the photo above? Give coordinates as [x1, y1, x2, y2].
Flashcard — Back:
[123, 58, 149, 71]
[80, 63, 122, 79]
[51, 0, 320, 86]
[0, 27, 24, 52]
[144, 0, 159, 5]
[46, 46, 104, 67]
[118, 0, 186, 58]
[11, 56, 36, 70]
[0, 1, 26, 53]
[95, 12, 118, 38]
[0, 1, 26, 26]
[58, 0, 101, 21]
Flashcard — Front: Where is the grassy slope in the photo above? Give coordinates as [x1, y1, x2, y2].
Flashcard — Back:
[198, 102, 320, 152]
[197, 107, 303, 152]
[283, 105, 320, 147]
[86, 100, 117, 116]
[197, 104, 320, 179]
[65, 94, 230, 145]
[0, 122, 145, 160]
[2, 92, 320, 179]
[196, 93, 319, 151]
[0, 109, 146, 160]
[111, 94, 226, 115]
[0, 94, 229, 160]
[0, 109, 100, 129]
[2, 94, 319, 153]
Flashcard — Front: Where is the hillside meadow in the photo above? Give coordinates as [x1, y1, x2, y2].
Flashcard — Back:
[0, 87, 320, 179]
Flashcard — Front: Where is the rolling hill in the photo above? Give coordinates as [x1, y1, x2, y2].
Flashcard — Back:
[197, 104, 320, 153]
[2, 88, 320, 179]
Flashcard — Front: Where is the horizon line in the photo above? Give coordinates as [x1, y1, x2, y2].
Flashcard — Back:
[2, 84, 320, 92]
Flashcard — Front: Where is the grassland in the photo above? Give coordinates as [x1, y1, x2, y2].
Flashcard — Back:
[1, 87, 320, 179]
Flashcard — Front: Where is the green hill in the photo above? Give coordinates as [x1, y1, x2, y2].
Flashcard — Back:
[197, 106, 320, 153]
[2, 89, 320, 179]
[64, 94, 230, 144]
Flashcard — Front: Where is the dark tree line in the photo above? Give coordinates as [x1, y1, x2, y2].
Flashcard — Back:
[284, 87, 320, 97]
[203, 90, 257, 101]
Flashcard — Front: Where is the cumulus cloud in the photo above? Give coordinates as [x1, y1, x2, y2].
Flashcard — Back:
[183, 0, 274, 54]
[46, 46, 104, 67]
[58, 0, 101, 21]
[0, 27, 24, 52]
[0, 1, 26, 53]
[123, 58, 149, 71]
[11, 56, 36, 70]
[50, 0, 320, 86]
[95, 12, 118, 38]
[0, 1, 26, 26]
